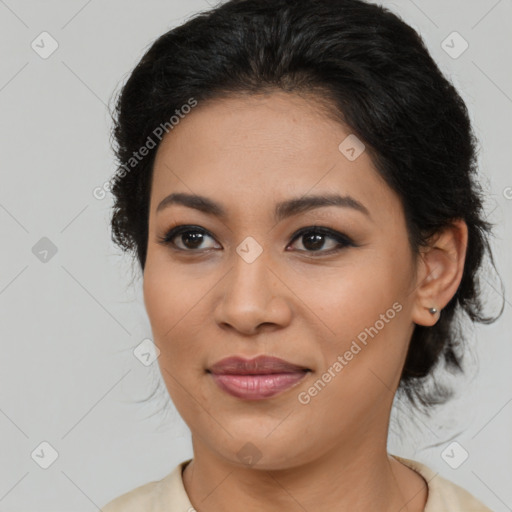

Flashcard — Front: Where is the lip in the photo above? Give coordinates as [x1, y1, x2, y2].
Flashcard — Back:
[207, 355, 310, 400]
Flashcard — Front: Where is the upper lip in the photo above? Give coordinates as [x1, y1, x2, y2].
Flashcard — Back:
[208, 355, 310, 375]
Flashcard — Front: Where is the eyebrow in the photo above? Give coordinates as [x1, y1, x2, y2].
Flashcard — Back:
[156, 192, 371, 222]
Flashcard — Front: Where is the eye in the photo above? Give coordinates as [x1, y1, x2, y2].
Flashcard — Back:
[287, 226, 355, 255]
[157, 224, 356, 255]
[157, 225, 220, 251]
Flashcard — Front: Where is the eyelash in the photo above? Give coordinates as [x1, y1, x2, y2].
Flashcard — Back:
[157, 224, 356, 256]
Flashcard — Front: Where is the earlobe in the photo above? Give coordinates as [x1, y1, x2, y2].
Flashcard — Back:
[411, 219, 468, 327]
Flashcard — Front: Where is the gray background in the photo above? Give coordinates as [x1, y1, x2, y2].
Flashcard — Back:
[0, 0, 510, 510]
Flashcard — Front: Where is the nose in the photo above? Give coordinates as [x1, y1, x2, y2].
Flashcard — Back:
[213, 250, 293, 336]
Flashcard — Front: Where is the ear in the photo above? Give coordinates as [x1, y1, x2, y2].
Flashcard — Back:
[411, 218, 468, 327]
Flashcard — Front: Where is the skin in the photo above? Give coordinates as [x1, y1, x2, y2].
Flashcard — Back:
[143, 91, 468, 512]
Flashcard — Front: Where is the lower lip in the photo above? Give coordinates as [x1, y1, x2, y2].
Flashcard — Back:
[210, 372, 308, 400]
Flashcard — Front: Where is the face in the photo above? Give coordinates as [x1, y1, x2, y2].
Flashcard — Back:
[143, 91, 421, 470]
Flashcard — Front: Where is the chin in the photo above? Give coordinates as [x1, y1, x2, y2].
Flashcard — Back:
[214, 435, 310, 471]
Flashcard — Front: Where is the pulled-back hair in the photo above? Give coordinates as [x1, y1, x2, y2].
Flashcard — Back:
[108, 0, 504, 410]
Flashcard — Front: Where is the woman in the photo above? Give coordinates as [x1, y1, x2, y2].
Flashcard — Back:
[102, 0, 504, 510]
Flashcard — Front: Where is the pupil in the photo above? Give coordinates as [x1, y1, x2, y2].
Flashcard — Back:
[304, 233, 324, 251]
[183, 232, 203, 249]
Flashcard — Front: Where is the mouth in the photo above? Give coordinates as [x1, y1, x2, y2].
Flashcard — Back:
[207, 355, 311, 400]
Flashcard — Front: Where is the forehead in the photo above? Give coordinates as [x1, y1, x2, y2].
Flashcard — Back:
[154, 91, 344, 170]
[150, 92, 400, 222]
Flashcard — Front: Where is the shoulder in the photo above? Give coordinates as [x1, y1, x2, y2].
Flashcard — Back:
[101, 459, 193, 512]
[391, 454, 493, 512]
[101, 479, 161, 512]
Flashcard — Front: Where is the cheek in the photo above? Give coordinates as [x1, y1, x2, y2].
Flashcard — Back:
[302, 249, 411, 380]
[143, 258, 200, 337]
[143, 265, 191, 366]
[143, 261, 211, 385]
[297, 259, 397, 334]
[143, 272, 206, 418]
[143, 267, 175, 339]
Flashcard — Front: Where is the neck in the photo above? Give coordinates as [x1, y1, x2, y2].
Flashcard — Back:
[182, 435, 427, 512]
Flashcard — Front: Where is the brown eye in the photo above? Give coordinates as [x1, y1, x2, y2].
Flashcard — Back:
[288, 227, 355, 254]
[158, 226, 220, 251]
[157, 224, 355, 255]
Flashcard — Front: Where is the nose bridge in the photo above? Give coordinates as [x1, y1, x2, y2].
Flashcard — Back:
[228, 238, 273, 303]
[214, 237, 291, 333]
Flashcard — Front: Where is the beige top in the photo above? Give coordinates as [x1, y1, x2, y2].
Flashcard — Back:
[101, 454, 493, 511]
